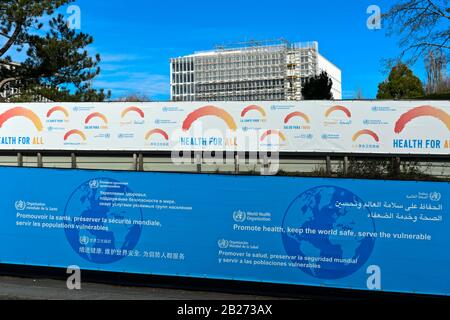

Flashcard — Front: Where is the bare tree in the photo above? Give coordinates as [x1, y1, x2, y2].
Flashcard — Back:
[116, 93, 152, 102]
[425, 49, 448, 93]
[354, 87, 364, 99]
[383, 0, 450, 64]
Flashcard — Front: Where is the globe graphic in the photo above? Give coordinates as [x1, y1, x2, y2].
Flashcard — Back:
[282, 186, 375, 279]
[64, 178, 143, 264]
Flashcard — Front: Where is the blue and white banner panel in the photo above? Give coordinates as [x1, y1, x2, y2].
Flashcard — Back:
[1, 167, 449, 296]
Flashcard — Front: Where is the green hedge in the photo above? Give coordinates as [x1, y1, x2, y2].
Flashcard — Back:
[417, 92, 450, 100]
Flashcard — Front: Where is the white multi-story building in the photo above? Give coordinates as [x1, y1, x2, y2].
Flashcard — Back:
[170, 40, 342, 101]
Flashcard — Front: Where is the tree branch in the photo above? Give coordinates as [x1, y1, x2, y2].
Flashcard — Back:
[426, 0, 450, 19]
[0, 22, 22, 58]
[408, 41, 450, 50]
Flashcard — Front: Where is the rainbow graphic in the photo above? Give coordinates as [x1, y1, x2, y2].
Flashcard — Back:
[85, 112, 108, 125]
[145, 129, 169, 141]
[325, 105, 352, 118]
[64, 129, 86, 141]
[0, 107, 43, 132]
[260, 130, 287, 142]
[284, 111, 310, 124]
[47, 106, 69, 119]
[121, 106, 145, 119]
[394, 105, 450, 134]
[352, 130, 380, 142]
[183, 106, 237, 131]
[241, 105, 267, 118]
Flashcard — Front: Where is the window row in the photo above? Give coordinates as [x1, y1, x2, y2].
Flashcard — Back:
[172, 60, 194, 73]
[197, 93, 285, 101]
[196, 66, 284, 74]
[172, 83, 195, 95]
[197, 80, 284, 92]
[172, 72, 194, 83]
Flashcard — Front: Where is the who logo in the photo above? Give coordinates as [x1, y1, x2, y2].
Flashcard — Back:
[430, 192, 441, 202]
[79, 236, 90, 245]
[15, 200, 26, 211]
[218, 239, 230, 249]
[89, 180, 99, 189]
[233, 210, 247, 223]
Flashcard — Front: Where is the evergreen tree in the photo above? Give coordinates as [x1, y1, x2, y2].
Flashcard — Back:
[301, 71, 334, 100]
[0, 0, 109, 102]
[377, 63, 425, 99]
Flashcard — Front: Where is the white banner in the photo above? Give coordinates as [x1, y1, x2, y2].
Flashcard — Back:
[0, 101, 448, 154]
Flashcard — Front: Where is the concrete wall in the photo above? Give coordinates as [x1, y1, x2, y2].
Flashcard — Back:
[318, 54, 342, 100]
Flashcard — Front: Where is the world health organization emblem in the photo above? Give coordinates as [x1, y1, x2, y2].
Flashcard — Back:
[89, 180, 99, 189]
[15, 200, 26, 211]
[233, 210, 246, 222]
[430, 192, 441, 202]
[217, 239, 229, 249]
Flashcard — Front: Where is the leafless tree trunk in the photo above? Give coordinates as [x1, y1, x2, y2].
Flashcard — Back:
[425, 49, 448, 93]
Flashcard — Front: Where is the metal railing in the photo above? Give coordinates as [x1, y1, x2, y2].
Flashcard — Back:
[0, 152, 448, 181]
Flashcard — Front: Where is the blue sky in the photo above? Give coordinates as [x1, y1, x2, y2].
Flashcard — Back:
[60, 0, 427, 100]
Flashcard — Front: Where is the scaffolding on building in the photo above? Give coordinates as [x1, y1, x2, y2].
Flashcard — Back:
[170, 39, 338, 102]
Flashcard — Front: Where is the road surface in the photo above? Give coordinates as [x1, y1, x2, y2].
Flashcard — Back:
[0, 276, 285, 300]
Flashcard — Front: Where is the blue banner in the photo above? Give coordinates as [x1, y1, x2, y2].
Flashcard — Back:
[1, 167, 449, 296]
